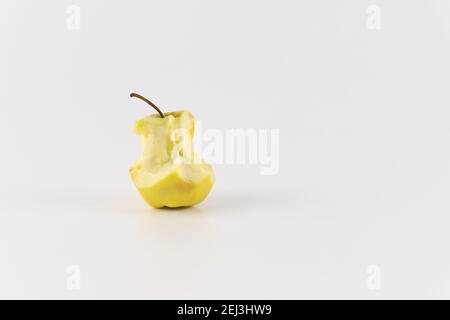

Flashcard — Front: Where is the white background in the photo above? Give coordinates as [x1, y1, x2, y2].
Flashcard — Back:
[1, 0, 450, 299]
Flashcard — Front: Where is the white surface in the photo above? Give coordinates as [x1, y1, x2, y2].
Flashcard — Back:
[1, 0, 450, 299]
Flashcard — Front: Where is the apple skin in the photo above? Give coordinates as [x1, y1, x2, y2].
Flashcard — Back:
[130, 110, 215, 209]
[131, 164, 215, 208]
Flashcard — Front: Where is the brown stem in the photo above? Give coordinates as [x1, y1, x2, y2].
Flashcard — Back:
[130, 93, 165, 118]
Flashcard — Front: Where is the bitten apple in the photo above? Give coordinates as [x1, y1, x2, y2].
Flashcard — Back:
[129, 93, 215, 208]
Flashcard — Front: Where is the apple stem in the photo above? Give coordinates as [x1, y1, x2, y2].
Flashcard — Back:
[130, 93, 165, 118]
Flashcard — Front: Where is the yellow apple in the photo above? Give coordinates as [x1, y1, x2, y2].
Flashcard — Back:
[129, 93, 215, 208]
